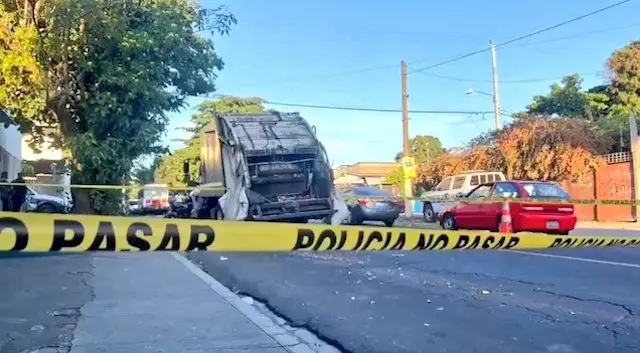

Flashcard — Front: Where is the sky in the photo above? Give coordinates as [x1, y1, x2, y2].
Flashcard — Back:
[163, 0, 640, 167]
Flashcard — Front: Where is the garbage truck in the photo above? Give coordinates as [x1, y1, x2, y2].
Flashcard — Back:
[186, 112, 348, 223]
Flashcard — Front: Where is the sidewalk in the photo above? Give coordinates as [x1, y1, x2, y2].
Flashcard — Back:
[67, 253, 312, 353]
[576, 221, 640, 231]
[0, 254, 93, 353]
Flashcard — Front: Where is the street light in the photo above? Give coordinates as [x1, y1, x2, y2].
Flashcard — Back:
[465, 88, 501, 130]
[465, 89, 493, 98]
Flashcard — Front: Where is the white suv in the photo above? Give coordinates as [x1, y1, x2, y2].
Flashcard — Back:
[421, 170, 506, 222]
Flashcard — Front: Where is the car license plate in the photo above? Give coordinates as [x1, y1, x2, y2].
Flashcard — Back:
[546, 221, 559, 230]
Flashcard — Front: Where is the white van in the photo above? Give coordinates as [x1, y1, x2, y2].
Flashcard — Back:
[421, 170, 506, 222]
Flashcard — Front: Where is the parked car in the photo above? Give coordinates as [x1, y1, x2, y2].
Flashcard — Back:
[21, 186, 72, 214]
[341, 186, 402, 226]
[421, 170, 506, 223]
[439, 180, 576, 235]
[127, 199, 140, 215]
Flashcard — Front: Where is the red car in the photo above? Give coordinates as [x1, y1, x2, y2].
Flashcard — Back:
[438, 180, 577, 235]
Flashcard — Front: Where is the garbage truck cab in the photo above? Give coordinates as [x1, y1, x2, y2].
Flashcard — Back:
[189, 112, 337, 223]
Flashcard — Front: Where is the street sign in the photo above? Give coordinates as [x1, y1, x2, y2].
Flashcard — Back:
[401, 156, 416, 179]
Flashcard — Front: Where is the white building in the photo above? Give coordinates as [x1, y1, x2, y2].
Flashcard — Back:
[0, 110, 22, 179]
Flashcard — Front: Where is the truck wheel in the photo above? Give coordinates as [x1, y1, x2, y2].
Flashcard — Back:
[211, 205, 224, 220]
[37, 203, 56, 213]
[423, 202, 436, 223]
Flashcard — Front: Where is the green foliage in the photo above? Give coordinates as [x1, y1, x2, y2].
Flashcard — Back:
[608, 41, 640, 117]
[525, 74, 610, 120]
[520, 44, 640, 154]
[384, 167, 404, 186]
[132, 155, 162, 184]
[188, 96, 268, 134]
[0, 0, 236, 213]
[155, 146, 201, 187]
[156, 96, 268, 186]
[394, 135, 444, 164]
[20, 161, 35, 177]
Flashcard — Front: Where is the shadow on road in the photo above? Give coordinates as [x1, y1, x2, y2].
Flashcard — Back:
[0, 252, 82, 259]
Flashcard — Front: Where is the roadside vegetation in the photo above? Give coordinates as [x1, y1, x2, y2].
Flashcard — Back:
[154, 96, 269, 187]
[388, 41, 640, 192]
[0, 0, 236, 213]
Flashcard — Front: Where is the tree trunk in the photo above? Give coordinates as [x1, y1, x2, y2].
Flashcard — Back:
[506, 163, 514, 180]
[71, 188, 94, 214]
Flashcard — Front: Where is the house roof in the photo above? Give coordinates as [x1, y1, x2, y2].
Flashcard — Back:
[333, 161, 400, 178]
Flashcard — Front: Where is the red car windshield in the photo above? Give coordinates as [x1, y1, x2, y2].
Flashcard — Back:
[521, 183, 569, 199]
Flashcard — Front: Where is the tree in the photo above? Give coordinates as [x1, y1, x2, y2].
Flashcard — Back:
[186, 96, 268, 134]
[525, 74, 610, 120]
[394, 135, 444, 164]
[418, 116, 608, 187]
[0, 0, 236, 214]
[384, 167, 403, 186]
[587, 40, 640, 153]
[132, 155, 162, 185]
[607, 40, 640, 117]
[155, 96, 268, 186]
[417, 153, 469, 190]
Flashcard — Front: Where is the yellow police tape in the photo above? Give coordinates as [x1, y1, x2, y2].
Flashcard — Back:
[0, 182, 224, 191]
[3, 180, 638, 206]
[0, 212, 639, 252]
[343, 195, 639, 206]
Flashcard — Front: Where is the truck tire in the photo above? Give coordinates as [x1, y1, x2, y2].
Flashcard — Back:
[211, 205, 224, 220]
[423, 202, 436, 223]
[37, 203, 56, 213]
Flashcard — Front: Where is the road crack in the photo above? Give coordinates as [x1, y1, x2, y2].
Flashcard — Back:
[404, 265, 556, 288]
[535, 289, 640, 349]
[535, 289, 635, 317]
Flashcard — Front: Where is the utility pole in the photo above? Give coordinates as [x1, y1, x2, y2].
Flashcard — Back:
[490, 40, 502, 130]
[629, 115, 640, 222]
[401, 60, 413, 217]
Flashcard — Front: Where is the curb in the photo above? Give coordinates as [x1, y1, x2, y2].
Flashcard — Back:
[169, 252, 337, 353]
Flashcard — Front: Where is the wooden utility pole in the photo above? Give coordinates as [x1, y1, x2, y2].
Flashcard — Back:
[629, 115, 640, 221]
[401, 60, 413, 217]
[489, 40, 502, 130]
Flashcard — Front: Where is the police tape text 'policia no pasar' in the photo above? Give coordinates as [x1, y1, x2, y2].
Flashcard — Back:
[1, 216, 639, 252]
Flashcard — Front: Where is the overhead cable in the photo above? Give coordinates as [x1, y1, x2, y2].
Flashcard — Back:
[189, 94, 493, 115]
[408, 0, 633, 74]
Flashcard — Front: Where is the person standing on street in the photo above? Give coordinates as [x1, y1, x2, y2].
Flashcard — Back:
[11, 173, 27, 212]
[0, 172, 11, 211]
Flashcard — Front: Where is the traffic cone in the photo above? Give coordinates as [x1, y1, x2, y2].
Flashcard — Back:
[498, 199, 512, 233]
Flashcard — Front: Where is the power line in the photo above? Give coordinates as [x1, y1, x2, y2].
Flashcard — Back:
[499, 23, 640, 50]
[188, 94, 493, 115]
[216, 58, 439, 89]
[415, 70, 604, 84]
[261, 101, 495, 115]
[200, 5, 633, 88]
[408, 0, 633, 74]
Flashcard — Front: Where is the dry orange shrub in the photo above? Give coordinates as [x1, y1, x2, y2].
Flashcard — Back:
[416, 116, 608, 187]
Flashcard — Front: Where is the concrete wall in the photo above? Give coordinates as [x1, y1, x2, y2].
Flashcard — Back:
[0, 124, 23, 179]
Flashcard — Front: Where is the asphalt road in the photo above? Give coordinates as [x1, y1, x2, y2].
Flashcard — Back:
[189, 226, 640, 353]
[0, 254, 93, 353]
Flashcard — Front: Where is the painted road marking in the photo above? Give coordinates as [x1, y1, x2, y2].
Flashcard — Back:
[507, 250, 640, 269]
